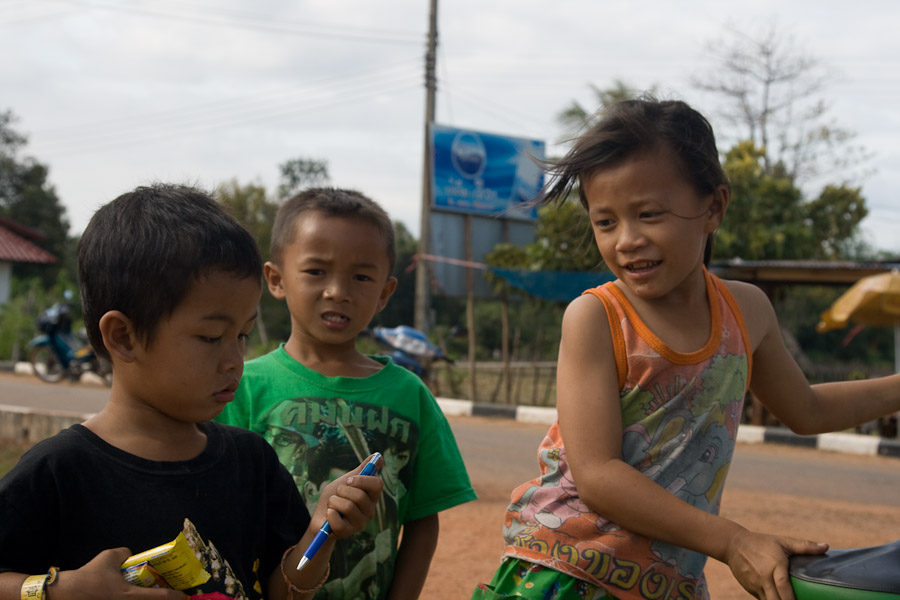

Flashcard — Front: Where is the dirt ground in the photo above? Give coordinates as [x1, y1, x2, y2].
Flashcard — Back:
[421, 446, 900, 600]
[3, 373, 899, 598]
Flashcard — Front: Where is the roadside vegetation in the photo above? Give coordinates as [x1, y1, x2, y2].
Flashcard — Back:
[2, 23, 897, 416]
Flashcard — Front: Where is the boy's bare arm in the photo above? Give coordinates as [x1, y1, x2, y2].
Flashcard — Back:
[386, 513, 439, 600]
[0, 548, 187, 600]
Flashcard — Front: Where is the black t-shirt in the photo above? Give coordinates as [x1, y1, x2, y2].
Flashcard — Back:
[0, 422, 309, 599]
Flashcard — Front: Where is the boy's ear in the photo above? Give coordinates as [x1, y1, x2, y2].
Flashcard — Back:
[376, 276, 398, 313]
[98, 310, 137, 363]
[705, 185, 730, 233]
[263, 261, 286, 300]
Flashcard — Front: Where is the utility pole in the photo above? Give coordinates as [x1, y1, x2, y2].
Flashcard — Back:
[414, 0, 437, 332]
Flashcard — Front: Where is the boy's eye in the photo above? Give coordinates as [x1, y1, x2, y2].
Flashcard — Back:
[640, 210, 666, 220]
[354, 273, 374, 282]
[200, 336, 222, 344]
[303, 268, 325, 276]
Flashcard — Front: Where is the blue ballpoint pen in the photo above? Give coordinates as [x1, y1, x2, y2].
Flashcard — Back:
[296, 452, 382, 571]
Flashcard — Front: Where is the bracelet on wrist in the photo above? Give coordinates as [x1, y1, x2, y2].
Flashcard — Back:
[20, 567, 59, 600]
[280, 545, 330, 598]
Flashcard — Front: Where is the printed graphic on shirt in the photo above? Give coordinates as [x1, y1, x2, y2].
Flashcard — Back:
[504, 352, 747, 600]
[258, 396, 419, 600]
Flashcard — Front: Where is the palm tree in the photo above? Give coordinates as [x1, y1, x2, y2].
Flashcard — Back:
[555, 79, 655, 140]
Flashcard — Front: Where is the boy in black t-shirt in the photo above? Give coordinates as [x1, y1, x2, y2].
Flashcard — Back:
[0, 184, 382, 600]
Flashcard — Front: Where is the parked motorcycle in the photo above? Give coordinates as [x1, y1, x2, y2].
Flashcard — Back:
[368, 325, 453, 381]
[27, 290, 112, 386]
[790, 538, 900, 599]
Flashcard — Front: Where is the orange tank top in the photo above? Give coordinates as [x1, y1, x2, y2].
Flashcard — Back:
[501, 270, 751, 600]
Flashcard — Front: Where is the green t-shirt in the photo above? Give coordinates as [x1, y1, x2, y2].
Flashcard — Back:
[216, 345, 476, 599]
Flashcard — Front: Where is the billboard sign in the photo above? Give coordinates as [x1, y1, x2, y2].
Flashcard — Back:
[431, 124, 544, 220]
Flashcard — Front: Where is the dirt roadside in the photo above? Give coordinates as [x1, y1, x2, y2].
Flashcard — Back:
[3, 372, 898, 599]
[422, 423, 900, 600]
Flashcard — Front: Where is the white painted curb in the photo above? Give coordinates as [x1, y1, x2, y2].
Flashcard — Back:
[817, 432, 881, 456]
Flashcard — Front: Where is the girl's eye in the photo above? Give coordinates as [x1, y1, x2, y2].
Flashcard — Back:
[640, 210, 666, 220]
[595, 218, 614, 229]
[238, 333, 251, 342]
[201, 336, 222, 344]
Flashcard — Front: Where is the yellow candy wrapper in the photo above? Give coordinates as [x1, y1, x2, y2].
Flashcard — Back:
[122, 531, 211, 590]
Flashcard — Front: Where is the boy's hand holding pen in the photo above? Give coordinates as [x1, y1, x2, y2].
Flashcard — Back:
[298, 453, 384, 570]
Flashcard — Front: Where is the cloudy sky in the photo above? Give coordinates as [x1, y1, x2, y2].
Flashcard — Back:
[3, 0, 900, 255]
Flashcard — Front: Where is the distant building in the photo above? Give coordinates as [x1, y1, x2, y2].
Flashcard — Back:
[0, 216, 57, 305]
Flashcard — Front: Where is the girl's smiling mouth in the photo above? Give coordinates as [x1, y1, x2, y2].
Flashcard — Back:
[624, 260, 661, 273]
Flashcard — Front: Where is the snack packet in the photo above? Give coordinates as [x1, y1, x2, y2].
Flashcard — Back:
[122, 531, 211, 590]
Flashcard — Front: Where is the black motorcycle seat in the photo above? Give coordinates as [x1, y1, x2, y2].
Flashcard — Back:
[789, 539, 900, 594]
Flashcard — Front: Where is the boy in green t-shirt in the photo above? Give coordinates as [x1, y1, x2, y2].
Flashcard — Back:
[217, 187, 476, 599]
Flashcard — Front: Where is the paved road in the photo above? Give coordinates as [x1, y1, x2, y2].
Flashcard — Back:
[0, 372, 108, 415]
[3, 372, 899, 506]
[451, 414, 900, 508]
[6, 372, 899, 600]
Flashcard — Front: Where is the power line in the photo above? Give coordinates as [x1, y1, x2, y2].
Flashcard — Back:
[39, 0, 423, 45]
[33, 76, 423, 156]
[162, 0, 420, 39]
[438, 86, 551, 137]
[32, 58, 423, 139]
[0, 0, 76, 24]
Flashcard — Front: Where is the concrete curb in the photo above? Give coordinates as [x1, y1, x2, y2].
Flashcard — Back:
[435, 398, 900, 460]
[1, 376, 897, 459]
[0, 404, 96, 444]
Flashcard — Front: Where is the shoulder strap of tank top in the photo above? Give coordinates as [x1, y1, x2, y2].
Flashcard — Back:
[581, 284, 627, 390]
[707, 271, 754, 388]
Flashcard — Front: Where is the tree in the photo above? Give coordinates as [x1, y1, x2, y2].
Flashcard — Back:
[277, 157, 330, 200]
[217, 179, 275, 259]
[693, 23, 870, 185]
[217, 179, 285, 350]
[556, 79, 656, 139]
[715, 140, 868, 261]
[0, 109, 70, 284]
[215, 157, 332, 352]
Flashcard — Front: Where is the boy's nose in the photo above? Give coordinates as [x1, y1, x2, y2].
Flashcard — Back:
[222, 340, 245, 372]
[323, 280, 350, 301]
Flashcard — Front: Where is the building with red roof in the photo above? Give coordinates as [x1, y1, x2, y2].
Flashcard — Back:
[0, 216, 57, 305]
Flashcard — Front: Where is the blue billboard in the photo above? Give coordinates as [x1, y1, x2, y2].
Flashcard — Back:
[431, 124, 545, 220]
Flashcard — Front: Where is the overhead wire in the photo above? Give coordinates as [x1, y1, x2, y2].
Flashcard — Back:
[33, 58, 423, 138]
[38, 0, 423, 45]
[8, 0, 430, 155]
[0, 0, 77, 24]
[35, 69, 424, 155]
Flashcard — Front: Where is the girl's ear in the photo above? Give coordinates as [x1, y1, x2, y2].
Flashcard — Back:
[263, 261, 286, 300]
[98, 310, 137, 363]
[705, 185, 731, 233]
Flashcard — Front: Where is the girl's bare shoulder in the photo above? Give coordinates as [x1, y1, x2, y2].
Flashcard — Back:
[563, 291, 612, 327]
[720, 278, 769, 304]
[720, 278, 778, 347]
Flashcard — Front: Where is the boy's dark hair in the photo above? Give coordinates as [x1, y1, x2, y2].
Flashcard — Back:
[542, 97, 730, 264]
[270, 187, 396, 273]
[77, 183, 262, 360]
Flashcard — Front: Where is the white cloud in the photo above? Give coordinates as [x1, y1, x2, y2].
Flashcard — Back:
[1, 0, 898, 255]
